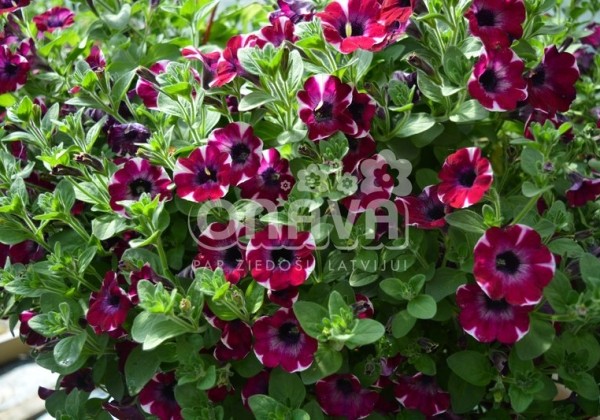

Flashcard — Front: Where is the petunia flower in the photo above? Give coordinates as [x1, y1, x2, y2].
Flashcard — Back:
[246, 224, 315, 291]
[526, 46, 579, 114]
[214, 319, 253, 361]
[342, 154, 394, 213]
[241, 371, 270, 410]
[0, 0, 30, 14]
[318, 0, 387, 54]
[60, 368, 95, 393]
[437, 147, 493, 209]
[33, 7, 75, 33]
[378, 0, 414, 26]
[565, 174, 600, 207]
[173, 145, 232, 202]
[468, 47, 527, 112]
[297, 74, 357, 141]
[207, 122, 263, 185]
[465, 0, 526, 48]
[19, 310, 50, 348]
[582, 23, 600, 48]
[238, 149, 295, 203]
[252, 307, 318, 372]
[107, 123, 152, 156]
[270, 0, 315, 23]
[347, 89, 378, 138]
[267, 286, 299, 308]
[103, 398, 145, 420]
[211, 34, 264, 87]
[258, 16, 298, 47]
[181, 48, 220, 88]
[315, 374, 379, 420]
[6, 240, 45, 264]
[108, 157, 172, 216]
[353, 294, 374, 319]
[396, 185, 450, 229]
[139, 372, 182, 420]
[456, 283, 533, 344]
[0, 45, 29, 94]
[523, 108, 573, 142]
[342, 134, 376, 173]
[86, 45, 106, 72]
[86, 272, 132, 336]
[193, 222, 247, 284]
[128, 263, 170, 305]
[394, 373, 450, 417]
[135, 60, 169, 110]
[473, 224, 556, 306]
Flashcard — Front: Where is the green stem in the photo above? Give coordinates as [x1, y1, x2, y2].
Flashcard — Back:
[511, 194, 541, 225]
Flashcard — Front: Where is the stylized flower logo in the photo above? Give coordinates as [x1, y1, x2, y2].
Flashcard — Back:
[336, 173, 358, 196]
[297, 164, 329, 193]
[359, 149, 412, 197]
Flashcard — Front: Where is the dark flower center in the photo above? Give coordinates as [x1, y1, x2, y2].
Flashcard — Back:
[161, 384, 176, 402]
[108, 294, 121, 307]
[479, 69, 498, 92]
[313, 101, 334, 122]
[222, 245, 242, 268]
[458, 169, 477, 187]
[530, 67, 546, 86]
[3, 62, 19, 76]
[230, 143, 251, 164]
[341, 21, 365, 38]
[476, 9, 496, 27]
[495, 251, 521, 274]
[348, 102, 364, 122]
[484, 295, 511, 312]
[129, 178, 153, 197]
[426, 204, 445, 220]
[47, 16, 65, 28]
[261, 167, 280, 187]
[278, 322, 301, 344]
[347, 137, 358, 152]
[335, 378, 355, 396]
[271, 248, 294, 265]
[197, 166, 218, 185]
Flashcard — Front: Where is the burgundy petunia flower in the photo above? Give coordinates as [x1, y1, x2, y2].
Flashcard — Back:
[107, 123, 152, 155]
[108, 158, 172, 216]
[396, 185, 450, 229]
[0, 0, 30, 14]
[353, 294, 374, 319]
[297, 74, 357, 141]
[267, 286, 299, 308]
[207, 122, 263, 185]
[194, 222, 247, 284]
[347, 89, 378, 138]
[582, 23, 600, 48]
[342, 154, 394, 213]
[128, 263, 168, 305]
[456, 283, 533, 344]
[135, 60, 168, 109]
[565, 174, 600, 207]
[207, 385, 234, 402]
[181, 48, 220, 88]
[473, 224, 555, 306]
[211, 34, 264, 87]
[258, 16, 298, 46]
[60, 368, 95, 393]
[246, 224, 315, 291]
[86, 45, 106, 71]
[214, 319, 253, 361]
[378, 0, 414, 26]
[238, 149, 295, 203]
[103, 398, 145, 420]
[19, 310, 49, 347]
[271, 0, 315, 23]
[318, 0, 387, 54]
[33, 7, 75, 33]
[7, 240, 45, 264]
[394, 373, 450, 417]
[342, 134, 376, 173]
[468, 47, 527, 112]
[86, 272, 132, 336]
[241, 371, 270, 410]
[526, 46, 579, 113]
[139, 372, 182, 420]
[173, 145, 232, 202]
[465, 0, 526, 48]
[252, 307, 317, 372]
[0, 45, 29, 94]
[315, 374, 379, 420]
[437, 147, 493, 209]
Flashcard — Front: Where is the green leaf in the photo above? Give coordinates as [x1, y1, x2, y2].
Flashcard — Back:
[269, 368, 306, 408]
[0, 219, 31, 244]
[249, 395, 290, 420]
[445, 210, 486, 234]
[131, 313, 192, 350]
[448, 373, 486, 414]
[579, 253, 600, 287]
[509, 385, 534, 413]
[443, 46, 469, 85]
[569, 372, 599, 401]
[354, 249, 378, 273]
[522, 182, 552, 198]
[328, 290, 350, 316]
[395, 113, 436, 138]
[407, 294, 437, 319]
[515, 319, 555, 360]
[238, 91, 275, 112]
[417, 71, 443, 103]
[125, 346, 160, 394]
[447, 351, 494, 386]
[547, 238, 584, 258]
[103, 4, 131, 30]
[54, 333, 87, 368]
[293, 301, 327, 338]
[345, 319, 385, 349]
[449, 100, 489, 123]
[391, 310, 416, 338]
[91, 214, 129, 240]
[300, 345, 343, 384]
[520, 148, 544, 177]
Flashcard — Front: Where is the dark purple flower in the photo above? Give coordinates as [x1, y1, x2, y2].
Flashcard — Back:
[173, 145, 232, 202]
[353, 293, 374, 319]
[108, 157, 172, 216]
[107, 123, 151, 155]
[86, 45, 106, 71]
[214, 319, 253, 361]
[468, 47, 527, 111]
[86, 272, 132, 336]
[33, 7, 75, 33]
[271, 0, 315, 23]
[582, 23, 600, 48]
[258, 16, 298, 46]
[526, 46, 579, 113]
[238, 149, 295, 203]
[297, 74, 357, 141]
[135, 60, 168, 109]
[253, 308, 317, 372]
[347, 89, 378, 138]
[566, 174, 600, 207]
[0, 0, 30, 14]
[181, 48, 220, 88]
[267, 286, 299, 307]
[396, 185, 450, 229]
[139, 372, 182, 420]
[342, 134, 376, 173]
[60, 368, 95, 393]
[465, 0, 525, 48]
[315, 374, 379, 420]
[0, 45, 29, 94]
[6, 240, 45, 264]
[394, 373, 450, 416]
[241, 371, 270, 410]
[103, 398, 145, 420]
[19, 310, 49, 347]
[457, 283, 533, 344]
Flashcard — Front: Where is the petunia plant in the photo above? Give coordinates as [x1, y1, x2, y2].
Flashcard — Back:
[1, 0, 600, 418]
